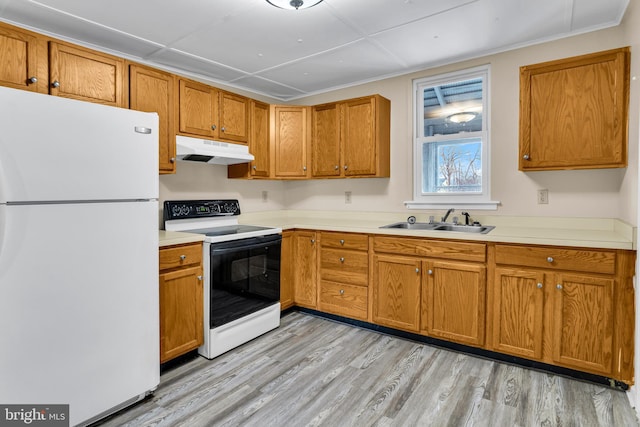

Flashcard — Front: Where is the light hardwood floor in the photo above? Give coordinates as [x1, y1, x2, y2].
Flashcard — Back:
[96, 312, 638, 427]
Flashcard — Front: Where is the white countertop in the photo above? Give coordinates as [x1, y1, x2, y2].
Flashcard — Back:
[235, 210, 636, 250]
[159, 230, 205, 248]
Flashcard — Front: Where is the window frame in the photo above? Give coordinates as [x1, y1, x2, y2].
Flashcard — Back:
[406, 65, 499, 210]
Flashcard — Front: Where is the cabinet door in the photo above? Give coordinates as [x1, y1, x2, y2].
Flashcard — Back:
[311, 103, 341, 177]
[552, 273, 614, 375]
[249, 100, 270, 176]
[129, 64, 175, 174]
[520, 47, 629, 170]
[372, 254, 421, 332]
[219, 90, 249, 143]
[280, 231, 295, 310]
[159, 266, 203, 363]
[49, 42, 125, 107]
[0, 24, 41, 92]
[178, 79, 218, 138]
[342, 96, 376, 176]
[422, 260, 486, 346]
[491, 267, 545, 359]
[293, 231, 317, 308]
[273, 105, 309, 178]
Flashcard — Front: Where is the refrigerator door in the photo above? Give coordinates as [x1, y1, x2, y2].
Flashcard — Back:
[0, 86, 158, 203]
[0, 201, 159, 426]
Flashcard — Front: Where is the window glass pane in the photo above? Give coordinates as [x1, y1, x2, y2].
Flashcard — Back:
[422, 78, 483, 137]
[422, 138, 482, 194]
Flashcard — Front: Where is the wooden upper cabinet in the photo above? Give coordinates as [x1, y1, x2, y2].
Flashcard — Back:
[312, 102, 341, 177]
[519, 47, 630, 171]
[129, 64, 176, 174]
[311, 94, 391, 178]
[177, 78, 249, 144]
[178, 79, 218, 138]
[228, 99, 270, 179]
[0, 23, 45, 93]
[342, 95, 390, 177]
[49, 41, 126, 107]
[272, 105, 309, 178]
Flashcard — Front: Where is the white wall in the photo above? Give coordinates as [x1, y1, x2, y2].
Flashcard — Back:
[161, 4, 639, 226]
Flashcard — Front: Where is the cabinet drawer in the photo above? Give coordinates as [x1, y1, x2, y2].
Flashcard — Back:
[319, 281, 368, 321]
[320, 232, 368, 250]
[159, 243, 202, 271]
[494, 244, 616, 275]
[373, 236, 485, 263]
[320, 248, 368, 286]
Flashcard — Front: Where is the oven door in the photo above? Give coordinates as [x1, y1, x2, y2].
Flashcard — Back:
[208, 234, 281, 327]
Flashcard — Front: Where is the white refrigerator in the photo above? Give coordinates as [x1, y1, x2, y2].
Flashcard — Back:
[0, 87, 160, 426]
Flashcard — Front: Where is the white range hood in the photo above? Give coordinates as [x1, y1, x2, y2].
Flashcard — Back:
[175, 135, 254, 165]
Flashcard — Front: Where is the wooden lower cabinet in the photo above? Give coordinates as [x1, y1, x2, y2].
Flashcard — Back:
[159, 243, 203, 363]
[490, 243, 635, 383]
[292, 231, 318, 308]
[372, 254, 421, 332]
[279, 231, 295, 310]
[422, 260, 486, 347]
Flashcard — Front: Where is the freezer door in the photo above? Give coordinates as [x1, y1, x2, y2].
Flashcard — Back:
[0, 86, 158, 203]
[0, 201, 159, 426]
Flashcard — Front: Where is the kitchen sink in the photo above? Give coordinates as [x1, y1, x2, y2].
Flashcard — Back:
[380, 222, 494, 234]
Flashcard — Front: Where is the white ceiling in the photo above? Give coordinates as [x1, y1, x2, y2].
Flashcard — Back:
[0, 0, 629, 101]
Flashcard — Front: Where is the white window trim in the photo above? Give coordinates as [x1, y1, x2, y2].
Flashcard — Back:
[405, 65, 499, 210]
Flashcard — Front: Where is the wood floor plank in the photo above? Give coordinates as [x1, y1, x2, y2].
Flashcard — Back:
[95, 312, 639, 427]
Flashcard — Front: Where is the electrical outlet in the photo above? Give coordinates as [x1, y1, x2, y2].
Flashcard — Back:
[345, 191, 352, 204]
[261, 190, 268, 203]
[537, 189, 548, 204]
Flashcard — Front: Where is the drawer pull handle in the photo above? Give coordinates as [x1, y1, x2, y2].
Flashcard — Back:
[537, 283, 543, 289]
[339, 257, 345, 263]
[180, 255, 186, 261]
[556, 284, 563, 290]
[547, 257, 554, 263]
[339, 289, 344, 295]
[339, 239, 345, 245]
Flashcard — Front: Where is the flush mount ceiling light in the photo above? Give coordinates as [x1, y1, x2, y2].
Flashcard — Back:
[447, 112, 477, 124]
[267, 0, 323, 10]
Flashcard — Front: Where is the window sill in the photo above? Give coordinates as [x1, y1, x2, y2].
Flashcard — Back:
[404, 200, 500, 210]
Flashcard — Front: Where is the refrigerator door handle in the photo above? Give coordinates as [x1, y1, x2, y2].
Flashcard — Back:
[134, 127, 152, 134]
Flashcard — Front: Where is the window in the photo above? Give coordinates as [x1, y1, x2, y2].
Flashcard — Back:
[407, 65, 498, 210]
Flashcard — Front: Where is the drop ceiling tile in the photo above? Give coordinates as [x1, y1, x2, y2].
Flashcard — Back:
[231, 75, 306, 100]
[2, 0, 163, 57]
[170, 2, 362, 73]
[149, 48, 249, 82]
[257, 40, 405, 94]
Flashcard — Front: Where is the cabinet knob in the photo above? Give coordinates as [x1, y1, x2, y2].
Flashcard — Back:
[51, 80, 60, 88]
[523, 154, 530, 160]
[415, 268, 420, 273]
[197, 275, 203, 281]
[252, 165, 257, 170]
[170, 157, 176, 163]
[428, 269, 433, 275]
[344, 165, 348, 170]
[339, 257, 345, 263]
[339, 239, 345, 245]
[547, 257, 554, 263]
[303, 166, 307, 171]
[334, 165, 339, 170]
[537, 283, 543, 289]
[180, 255, 186, 261]
[556, 284, 563, 290]
[310, 239, 315, 244]
[211, 124, 217, 131]
[221, 127, 226, 132]
[28, 76, 38, 84]
[339, 289, 345, 295]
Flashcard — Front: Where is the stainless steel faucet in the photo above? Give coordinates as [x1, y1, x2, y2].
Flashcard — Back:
[441, 208, 454, 222]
